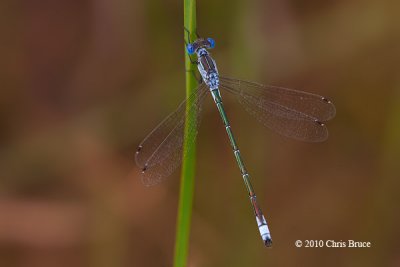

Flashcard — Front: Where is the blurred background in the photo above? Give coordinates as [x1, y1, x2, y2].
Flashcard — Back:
[0, 0, 399, 266]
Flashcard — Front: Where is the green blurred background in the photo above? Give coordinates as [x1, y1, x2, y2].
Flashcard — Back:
[1, 0, 399, 266]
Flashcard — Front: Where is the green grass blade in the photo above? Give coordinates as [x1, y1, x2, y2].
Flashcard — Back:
[173, 1, 197, 267]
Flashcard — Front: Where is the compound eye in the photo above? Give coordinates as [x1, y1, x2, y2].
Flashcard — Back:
[186, 44, 195, 55]
[207, 38, 215, 49]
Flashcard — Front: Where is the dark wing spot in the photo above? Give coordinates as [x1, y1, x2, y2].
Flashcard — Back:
[142, 164, 148, 173]
[315, 120, 325, 126]
[322, 97, 331, 103]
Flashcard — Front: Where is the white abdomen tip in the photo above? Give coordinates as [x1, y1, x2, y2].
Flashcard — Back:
[256, 215, 272, 247]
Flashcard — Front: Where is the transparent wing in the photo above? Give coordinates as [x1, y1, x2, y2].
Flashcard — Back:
[135, 83, 208, 186]
[219, 76, 336, 142]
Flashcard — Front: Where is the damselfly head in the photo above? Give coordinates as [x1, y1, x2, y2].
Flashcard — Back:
[186, 38, 216, 55]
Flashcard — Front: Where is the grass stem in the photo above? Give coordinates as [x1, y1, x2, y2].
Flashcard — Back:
[173, 1, 197, 267]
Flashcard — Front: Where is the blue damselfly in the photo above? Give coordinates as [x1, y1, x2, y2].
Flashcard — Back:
[135, 35, 336, 247]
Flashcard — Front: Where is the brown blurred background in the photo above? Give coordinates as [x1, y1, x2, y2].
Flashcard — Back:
[0, 0, 399, 266]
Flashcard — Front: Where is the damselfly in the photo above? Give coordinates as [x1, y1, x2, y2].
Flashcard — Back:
[135, 35, 336, 247]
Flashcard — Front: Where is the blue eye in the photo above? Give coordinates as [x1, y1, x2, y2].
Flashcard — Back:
[207, 38, 215, 49]
[187, 44, 195, 54]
